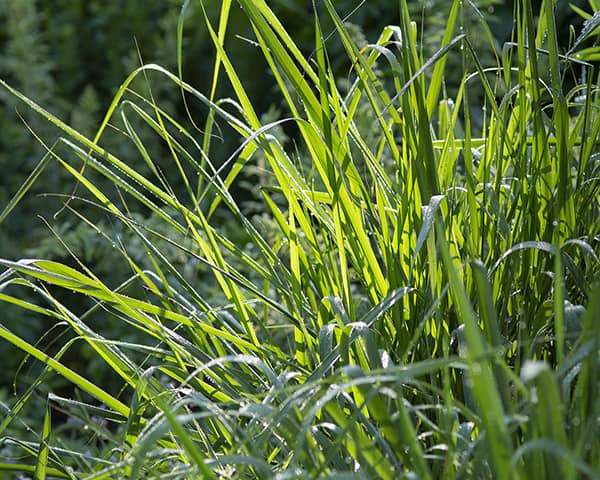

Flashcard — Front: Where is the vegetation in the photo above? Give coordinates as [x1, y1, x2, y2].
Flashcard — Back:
[1, 0, 600, 478]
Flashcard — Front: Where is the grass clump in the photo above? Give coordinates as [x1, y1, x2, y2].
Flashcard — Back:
[1, 0, 600, 478]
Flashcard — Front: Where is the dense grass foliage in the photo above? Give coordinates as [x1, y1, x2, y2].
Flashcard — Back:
[0, 0, 405, 397]
[1, 0, 600, 478]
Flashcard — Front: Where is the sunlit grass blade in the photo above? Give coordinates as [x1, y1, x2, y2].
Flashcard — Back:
[436, 219, 514, 479]
[33, 399, 51, 480]
[0, 322, 129, 417]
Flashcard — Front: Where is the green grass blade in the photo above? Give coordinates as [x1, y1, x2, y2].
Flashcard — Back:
[436, 219, 514, 479]
[0, 322, 129, 417]
[33, 399, 51, 480]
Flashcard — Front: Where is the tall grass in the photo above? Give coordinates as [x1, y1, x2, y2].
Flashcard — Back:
[1, 0, 600, 478]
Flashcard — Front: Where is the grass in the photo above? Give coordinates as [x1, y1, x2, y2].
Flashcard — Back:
[1, 0, 600, 478]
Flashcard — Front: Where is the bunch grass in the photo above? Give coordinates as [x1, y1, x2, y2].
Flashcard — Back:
[1, 0, 600, 478]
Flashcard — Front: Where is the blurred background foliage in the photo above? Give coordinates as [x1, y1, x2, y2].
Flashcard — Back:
[0, 0, 588, 434]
